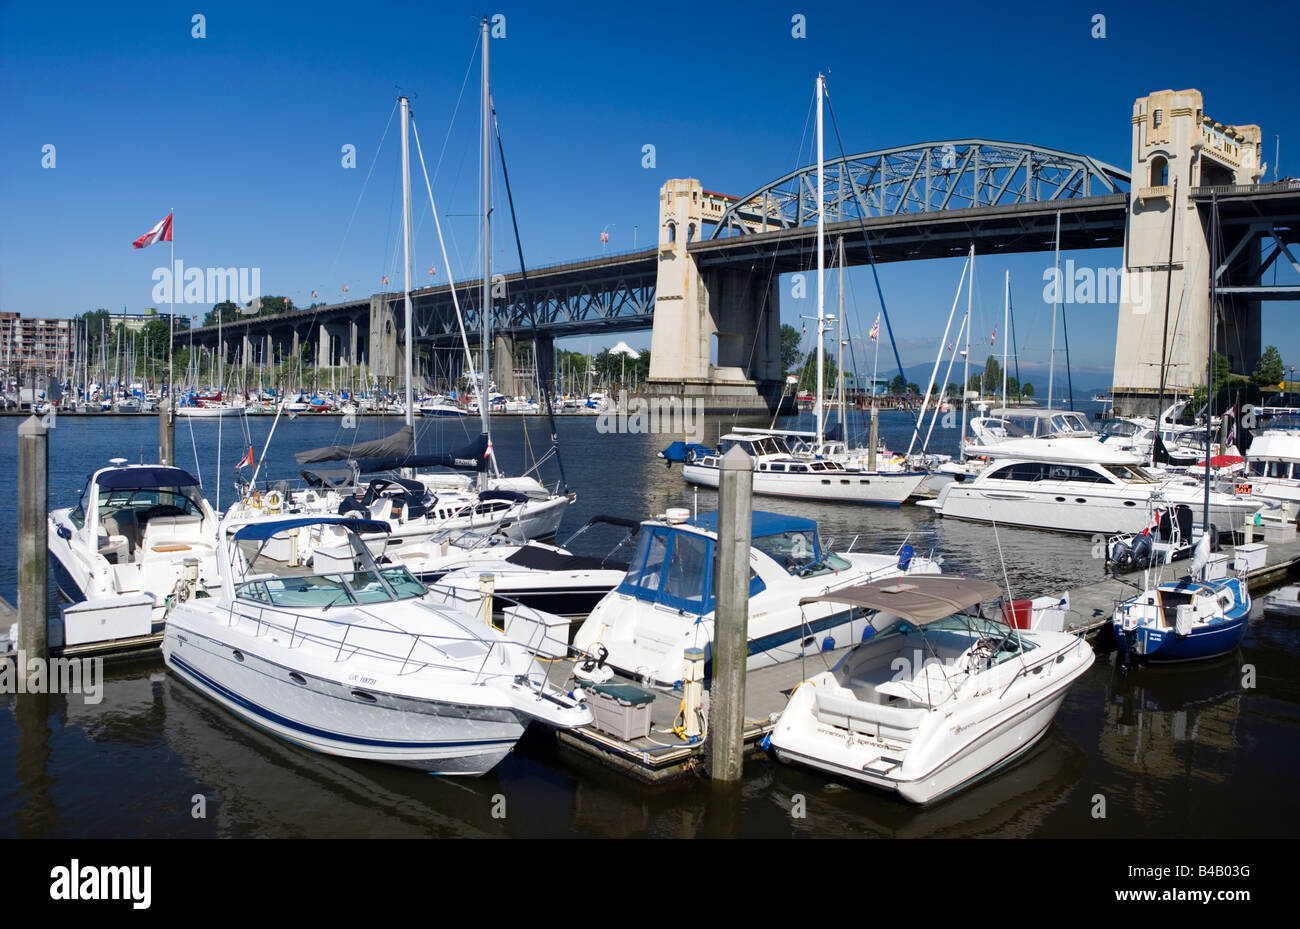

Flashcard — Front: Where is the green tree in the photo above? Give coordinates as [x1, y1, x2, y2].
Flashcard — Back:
[203, 301, 239, 327]
[981, 355, 1002, 395]
[907, 382, 920, 395]
[1004, 375, 1019, 400]
[780, 324, 802, 373]
[946, 382, 959, 398]
[889, 373, 906, 395]
[1253, 345, 1284, 389]
[1022, 382, 1034, 398]
[797, 351, 838, 395]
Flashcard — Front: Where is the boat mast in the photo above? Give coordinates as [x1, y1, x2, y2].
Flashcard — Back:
[815, 73, 825, 457]
[1048, 210, 1060, 409]
[961, 244, 973, 448]
[479, 16, 493, 477]
[400, 95, 414, 429]
[837, 235, 845, 441]
[1002, 269, 1009, 406]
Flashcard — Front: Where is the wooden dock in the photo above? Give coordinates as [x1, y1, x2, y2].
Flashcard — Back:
[550, 529, 1300, 783]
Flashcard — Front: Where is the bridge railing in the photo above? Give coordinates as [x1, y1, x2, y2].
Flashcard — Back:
[1190, 179, 1300, 197]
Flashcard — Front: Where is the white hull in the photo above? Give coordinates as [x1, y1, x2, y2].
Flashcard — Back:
[163, 627, 522, 774]
[683, 463, 925, 504]
[929, 479, 1260, 534]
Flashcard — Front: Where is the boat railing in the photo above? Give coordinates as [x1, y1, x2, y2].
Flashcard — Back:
[222, 599, 522, 685]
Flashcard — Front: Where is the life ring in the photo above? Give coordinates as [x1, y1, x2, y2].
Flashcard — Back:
[265, 490, 284, 514]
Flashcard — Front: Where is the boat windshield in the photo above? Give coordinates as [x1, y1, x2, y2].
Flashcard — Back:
[919, 613, 1035, 664]
[237, 566, 425, 608]
[82, 482, 207, 529]
[1108, 464, 1158, 483]
[1098, 418, 1141, 438]
[753, 529, 823, 575]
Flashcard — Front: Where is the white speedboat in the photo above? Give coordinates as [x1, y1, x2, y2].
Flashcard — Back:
[161, 515, 592, 774]
[48, 461, 222, 647]
[768, 575, 1094, 804]
[572, 509, 942, 685]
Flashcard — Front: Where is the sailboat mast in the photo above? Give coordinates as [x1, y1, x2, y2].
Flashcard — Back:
[479, 16, 492, 440]
[400, 95, 414, 428]
[815, 73, 825, 456]
[1048, 210, 1060, 409]
[837, 236, 845, 437]
[1002, 269, 1009, 406]
[961, 244, 973, 447]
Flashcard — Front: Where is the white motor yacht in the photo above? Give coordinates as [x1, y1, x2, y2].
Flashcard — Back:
[1240, 416, 1300, 518]
[768, 575, 1094, 804]
[572, 509, 942, 686]
[919, 435, 1263, 536]
[161, 515, 592, 775]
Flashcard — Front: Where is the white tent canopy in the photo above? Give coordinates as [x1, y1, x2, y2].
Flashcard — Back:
[608, 341, 641, 359]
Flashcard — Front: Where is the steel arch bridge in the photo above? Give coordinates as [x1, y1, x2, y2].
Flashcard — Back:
[708, 140, 1130, 239]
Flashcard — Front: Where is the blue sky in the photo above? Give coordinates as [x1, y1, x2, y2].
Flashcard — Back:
[2, 0, 1298, 385]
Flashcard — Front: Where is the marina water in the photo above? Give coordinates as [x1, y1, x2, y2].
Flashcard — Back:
[2, 407, 1297, 837]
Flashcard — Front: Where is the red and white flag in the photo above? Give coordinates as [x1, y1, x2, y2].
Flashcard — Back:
[235, 446, 254, 470]
[132, 212, 173, 249]
[990, 327, 997, 347]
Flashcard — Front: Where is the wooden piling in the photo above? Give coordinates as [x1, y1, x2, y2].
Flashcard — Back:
[709, 444, 753, 782]
[17, 415, 49, 665]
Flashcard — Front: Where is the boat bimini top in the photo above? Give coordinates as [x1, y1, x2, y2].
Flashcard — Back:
[798, 575, 1003, 624]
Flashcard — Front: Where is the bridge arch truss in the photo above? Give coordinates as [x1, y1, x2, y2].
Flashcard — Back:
[709, 140, 1130, 239]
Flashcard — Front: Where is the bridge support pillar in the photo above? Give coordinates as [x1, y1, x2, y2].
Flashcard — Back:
[647, 178, 780, 413]
[368, 294, 399, 385]
[317, 323, 332, 369]
[1111, 89, 1263, 416]
[494, 333, 519, 397]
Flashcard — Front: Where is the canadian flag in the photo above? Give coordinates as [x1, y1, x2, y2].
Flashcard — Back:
[132, 213, 173, 249]
[235, 446, 254, 470]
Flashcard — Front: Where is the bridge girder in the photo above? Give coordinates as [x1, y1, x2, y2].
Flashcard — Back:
[709, 140, 1131, 239]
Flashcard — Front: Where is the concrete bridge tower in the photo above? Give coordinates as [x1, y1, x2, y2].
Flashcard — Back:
[646, 178, 780, 413]
[1111, 89, 1263, 415]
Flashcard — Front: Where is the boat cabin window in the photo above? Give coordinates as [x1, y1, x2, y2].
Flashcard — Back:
[1098, 418, 1140, 438]
[618, 527, 764, 612]
[753, 530, 820, 575]
[789, 464, 809, 473]
[1045, 464, 1109, 483]
[1108, 464, 1157, 483]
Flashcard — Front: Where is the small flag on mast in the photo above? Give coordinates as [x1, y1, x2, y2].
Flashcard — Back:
[990, 327, 997, 347]
[869, 315, 880, 342]
[235, 446, 254, 470]
[132, 212, 173, 249]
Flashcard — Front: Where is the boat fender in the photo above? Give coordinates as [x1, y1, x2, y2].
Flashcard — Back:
[821, 635, 835, 652]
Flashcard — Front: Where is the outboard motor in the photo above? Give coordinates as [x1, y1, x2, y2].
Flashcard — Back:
[1130, 532, 1153, 570]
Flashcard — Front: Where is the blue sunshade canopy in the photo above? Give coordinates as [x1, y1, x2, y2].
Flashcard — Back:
[230, 516, 391, 541]
[687, 510, 818, 538]
[95, 466, 200, 490]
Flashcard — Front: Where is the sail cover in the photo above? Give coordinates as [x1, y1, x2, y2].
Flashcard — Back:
[295, 425, 414, 465]
[353, 433, 490, 473]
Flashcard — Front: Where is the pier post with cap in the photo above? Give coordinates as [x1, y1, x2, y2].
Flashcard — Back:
[159, 396, 175, 466]
[709, 444, 753, 782]
[17, 415, 49, 664]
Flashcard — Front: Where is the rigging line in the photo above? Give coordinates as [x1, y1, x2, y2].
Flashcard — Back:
[327, 98, 400, 278]
[824, 89, 920, 442]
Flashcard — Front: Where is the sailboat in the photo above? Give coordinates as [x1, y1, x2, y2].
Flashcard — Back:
[661, 75, 926, 505]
